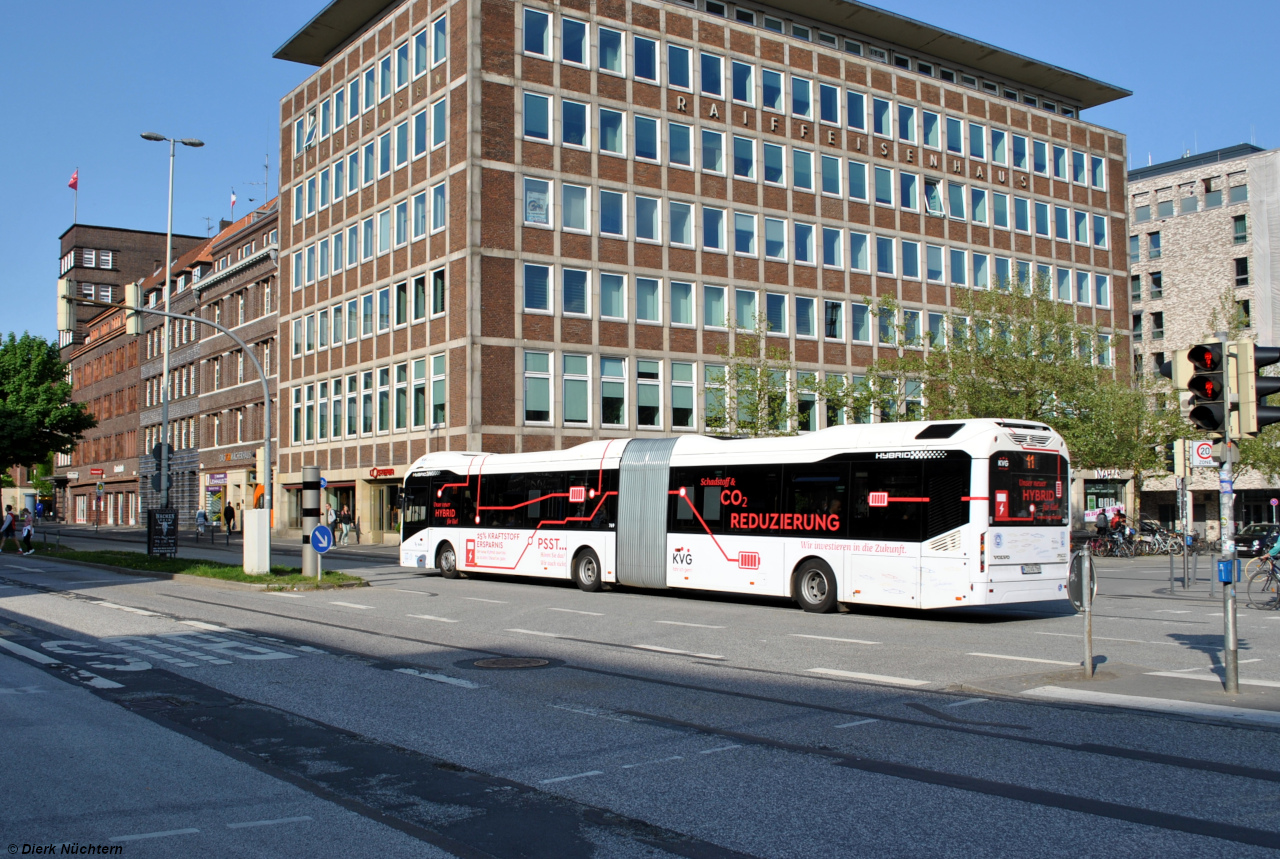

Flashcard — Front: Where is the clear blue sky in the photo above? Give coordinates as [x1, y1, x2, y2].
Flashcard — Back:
[1, 0, 1276, 341]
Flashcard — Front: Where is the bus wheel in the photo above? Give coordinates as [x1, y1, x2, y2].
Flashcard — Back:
[437, 542, 462, 579]
[571, 549, 603, 592]
[794, 560, 837, 613]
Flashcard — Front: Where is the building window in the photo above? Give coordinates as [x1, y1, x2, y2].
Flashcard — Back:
[431, 355, 446, 426]
[600, 27, 625, 75]
[671, 362, 694, 429]
[1150, 271, 1163, 299]
[1238, 300, 1252, 328]
[600, 273, 625, 319]
[523, 8, 550, 56]
[636, 360, 661, 428]
[524, 350, 550, 425]
[601, 357, 626, 426]
[1151, 312, 1164, 340]
[562, 18, 587, 65]
[524, 263, 551, 312]
[1229, 184, 1249, 204]
[431, 268, 446, 316]
[1234, 215, 1247, 245]
[1147, 232, 1161, 260]
[704, 285, 726, 329]
[563, 354, 590, 425]
[1130, 275, 1141, 303]
[1235, 258, 1250, 286]
[523, 93, 550, 140]
[432, 14, 447, 66]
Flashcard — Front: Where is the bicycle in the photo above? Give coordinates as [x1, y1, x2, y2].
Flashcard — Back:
[1246, 556, 1280, 610]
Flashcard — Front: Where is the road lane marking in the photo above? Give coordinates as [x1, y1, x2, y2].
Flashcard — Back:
[110, 828, 200, 842]
[0, 637, 62, 665]
[268, 592, 306, 598]
[1145, 671, 1280, 688]
[968, 652, 1078, 666]
[540, 770, 604, 784]
[296, 646, 328, 654]
[945, 698, 989, 708]
[1023, 686, 1280, 727]
[633, 644, 725, 660]
[789, 633, 880, 645]
[329, 601, 373, 609]
[1155, 610, 1192, 614]
[548, 704, 631, 722]
[808, 668, 929, 687]
[227, 816, 313, 829]
[547, 608, 604, 616]
[622, 755, 684, 769]
[699, 744, 742, 754]
[68, 580, 116, 584]
[507, 628, 561, 638]
[180, 621, 228, 631]
[654, 620, 725, 629]
[407, 614, 459, 623]
[394, 667, 481, 688]
[835, 718, 879, 728]
[95, 601, 160, 616]
[465, 597, 507, 603]
[387, 588, 436, 594]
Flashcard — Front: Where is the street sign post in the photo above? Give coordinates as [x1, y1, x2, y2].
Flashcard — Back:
[310, 523, 333, 581]
[1191, 441, 1216, 468]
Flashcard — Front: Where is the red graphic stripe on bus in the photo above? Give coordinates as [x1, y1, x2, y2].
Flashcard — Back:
[670, 489, 744, 566]
[465, 491, 618, 571]
[962, 496, 988, 502]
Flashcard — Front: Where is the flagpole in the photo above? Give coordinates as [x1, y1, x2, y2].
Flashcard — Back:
[73, 168, 78, 224]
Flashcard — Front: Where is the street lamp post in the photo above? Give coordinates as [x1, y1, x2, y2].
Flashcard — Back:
[141, 132, 203, 511]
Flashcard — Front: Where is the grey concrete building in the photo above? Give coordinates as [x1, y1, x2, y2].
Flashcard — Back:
[272, 0, 1131, 544]
[1130, 143, 1280, 533]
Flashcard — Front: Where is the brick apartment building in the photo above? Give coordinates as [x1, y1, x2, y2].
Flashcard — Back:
[1129, 143, 1280, 535]
[196, 201, 280, 524]
[55, 225, 203, 523]
[273, 0, 1131, 543]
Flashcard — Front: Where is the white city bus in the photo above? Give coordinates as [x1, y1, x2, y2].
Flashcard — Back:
[400, 419, 1070, 612]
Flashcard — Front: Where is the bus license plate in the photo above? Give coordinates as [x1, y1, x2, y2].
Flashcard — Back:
[1021, 564, 1042, 575]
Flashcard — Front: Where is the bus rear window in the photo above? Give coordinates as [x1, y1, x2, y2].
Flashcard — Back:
[990, 452, 1065, 526]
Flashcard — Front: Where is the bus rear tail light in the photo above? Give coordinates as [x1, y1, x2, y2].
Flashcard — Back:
[980, 534, 986, 574]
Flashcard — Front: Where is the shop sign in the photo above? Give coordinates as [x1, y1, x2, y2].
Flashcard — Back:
[207, 473, 228, 486]
[90, 468, 104, 476]
[369, 467, 396, 479]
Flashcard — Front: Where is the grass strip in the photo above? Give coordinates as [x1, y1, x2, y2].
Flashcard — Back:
[21, 545, 364, 586]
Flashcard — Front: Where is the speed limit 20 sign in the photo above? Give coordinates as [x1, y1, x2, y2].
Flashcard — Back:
[1191, 441, 1215, 468]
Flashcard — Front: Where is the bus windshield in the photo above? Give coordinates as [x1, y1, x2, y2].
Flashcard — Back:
[989, 451, 1066, 526]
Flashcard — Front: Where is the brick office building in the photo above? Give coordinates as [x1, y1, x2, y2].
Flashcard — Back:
[1130, 143, 1280, 535]
[55, 225, 203, 523]
[273, 0, 1131, 543]
[196, 201, 280, 525]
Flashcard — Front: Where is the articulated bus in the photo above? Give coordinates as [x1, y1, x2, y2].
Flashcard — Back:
[399, 419, 1070, 612]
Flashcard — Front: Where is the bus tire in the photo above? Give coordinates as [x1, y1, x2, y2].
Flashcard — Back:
[437, 542, 463, 579]
[571, 548, 603, 592]
[794, 560, 837, 613]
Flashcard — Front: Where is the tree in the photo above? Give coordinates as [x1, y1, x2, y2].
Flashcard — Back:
[862, 279, 1180, 476]
[0, 334, 95, 472]
[704, 311, 803, 437]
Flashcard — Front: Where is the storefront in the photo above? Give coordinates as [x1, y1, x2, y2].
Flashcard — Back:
[281, 467, 402, 544]
[65, 472, 137, 526]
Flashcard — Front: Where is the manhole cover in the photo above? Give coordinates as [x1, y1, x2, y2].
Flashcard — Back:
[473, 657, 550, 670]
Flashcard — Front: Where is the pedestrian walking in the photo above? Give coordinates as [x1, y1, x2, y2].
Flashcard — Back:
[195, 508, 209, 541]
[224, 502, 236, 544]
[35, 501, 44, 521]
[325, 503, 336, 529]
[0, 505, 19, 554]
[20, 509, 35, 555]
[339, 505, 353, 546]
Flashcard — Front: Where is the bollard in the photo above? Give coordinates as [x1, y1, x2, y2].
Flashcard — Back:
[302, 465, 320, 579]
[1208, 553, 1217, 597]
[1169, 550, 1175, 593]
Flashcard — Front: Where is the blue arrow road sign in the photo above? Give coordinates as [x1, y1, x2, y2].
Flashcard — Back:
[311, 524, 334, 554]
[320, 477, 328, 489]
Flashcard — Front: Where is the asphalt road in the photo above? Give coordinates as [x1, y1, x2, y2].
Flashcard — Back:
[2, 551, 1279, 857]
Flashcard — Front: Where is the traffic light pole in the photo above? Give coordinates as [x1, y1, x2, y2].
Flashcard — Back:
[1221, 335, 1239, 694]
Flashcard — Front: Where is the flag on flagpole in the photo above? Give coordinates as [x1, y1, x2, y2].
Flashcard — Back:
[230, 188, 237, 214]
[68, 169, 79, 190]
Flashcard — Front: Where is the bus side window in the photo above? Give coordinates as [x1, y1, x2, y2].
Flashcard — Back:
[923, 457, 970, 539]
[782, 463, 849, 536]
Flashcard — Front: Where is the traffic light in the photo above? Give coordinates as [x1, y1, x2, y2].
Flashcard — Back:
[124, 280, 142, 335]
[1186, 343, 1228, 435]
[56, 278, 76, 332]
[1235, 341, 1280, 436]
[1159, 350, 1195, 389]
